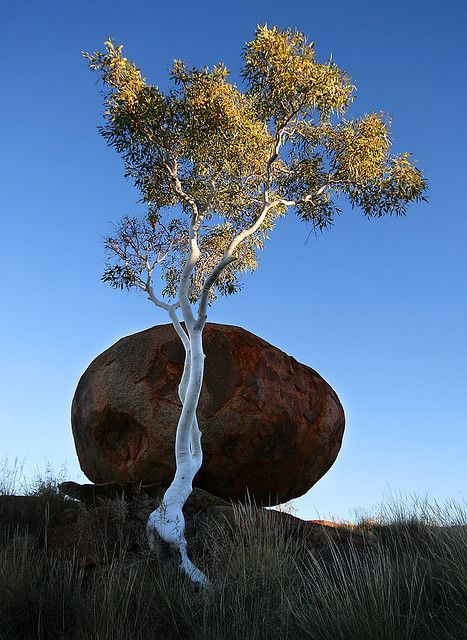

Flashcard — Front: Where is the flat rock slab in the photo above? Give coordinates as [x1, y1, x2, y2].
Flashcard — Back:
[72, 323, 345, 504]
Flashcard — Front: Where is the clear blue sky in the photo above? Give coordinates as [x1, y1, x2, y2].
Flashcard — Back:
[1, 0, 466, 520]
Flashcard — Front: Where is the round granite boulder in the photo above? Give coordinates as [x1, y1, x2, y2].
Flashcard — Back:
[71, 323, 345, 505]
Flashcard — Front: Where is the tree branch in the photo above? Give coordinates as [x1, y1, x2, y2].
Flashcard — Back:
[264, 109, 301, 203]
[146, 279, 189, 348]
[196, 198, 282, 327]
[162, 160, 203, 333]
[195, 112, 305, 324]
[196, 179, 329, 324]
[164, 160, 199, 222]
[195, 256, 237, 330]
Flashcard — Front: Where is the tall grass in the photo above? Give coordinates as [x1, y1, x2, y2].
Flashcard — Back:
[0, 534, 84, 639]
[0, 457, 25, 495]
[0, 468, 465, 639]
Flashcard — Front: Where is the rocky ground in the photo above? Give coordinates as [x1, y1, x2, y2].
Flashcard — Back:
[0, 480, 368, 577]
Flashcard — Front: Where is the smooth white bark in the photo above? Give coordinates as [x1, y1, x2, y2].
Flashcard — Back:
[145, 138, 292, 587]
[146, 198, 209, 585]
[146, 208, 288, 586]
[146, 326, 208, 586]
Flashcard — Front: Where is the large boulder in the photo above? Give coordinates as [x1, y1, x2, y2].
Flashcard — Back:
[72, 323, 344, 504]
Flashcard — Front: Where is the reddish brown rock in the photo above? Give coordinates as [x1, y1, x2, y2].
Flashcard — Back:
[71, 323, 344, 504]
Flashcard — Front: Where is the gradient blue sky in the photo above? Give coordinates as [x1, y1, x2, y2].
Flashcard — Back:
[1, 0, 466, 519]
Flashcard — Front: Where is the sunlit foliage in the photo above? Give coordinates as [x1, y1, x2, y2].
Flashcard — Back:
[84, 25, 426, 303]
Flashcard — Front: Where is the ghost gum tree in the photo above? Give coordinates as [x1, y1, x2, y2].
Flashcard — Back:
[84, 25, 426, 586]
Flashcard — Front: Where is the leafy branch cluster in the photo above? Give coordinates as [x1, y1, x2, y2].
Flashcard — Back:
[84, 25, 426, 307]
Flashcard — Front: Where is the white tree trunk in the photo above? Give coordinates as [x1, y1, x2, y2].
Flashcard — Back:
[145, 198, 276, 585]
[142, 134, 287, 587]
[146, 325, 208, 586]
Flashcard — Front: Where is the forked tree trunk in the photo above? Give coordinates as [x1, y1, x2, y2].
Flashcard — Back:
[146, 325, 208, 586]
[145, 194, 263, 586]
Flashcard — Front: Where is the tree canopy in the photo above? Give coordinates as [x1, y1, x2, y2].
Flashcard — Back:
[85, 25, 426, 305]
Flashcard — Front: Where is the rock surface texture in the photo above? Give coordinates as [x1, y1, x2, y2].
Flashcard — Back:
[72, 323, 345, 504]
